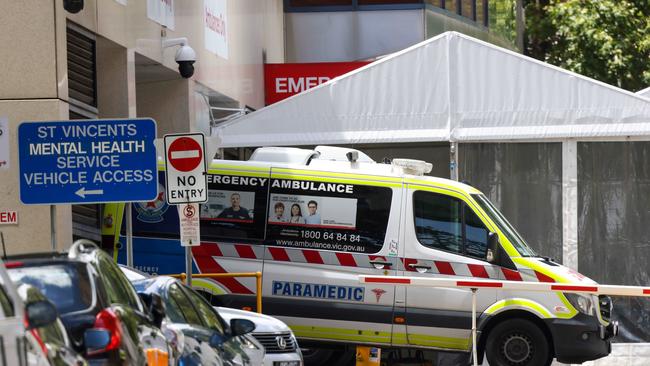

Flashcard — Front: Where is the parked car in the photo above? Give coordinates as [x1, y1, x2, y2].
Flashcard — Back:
[5, 240, 171, 365]
[129, 275, 264, 366]
[216, 307, 303, 366]
[16, 283, 88, 366]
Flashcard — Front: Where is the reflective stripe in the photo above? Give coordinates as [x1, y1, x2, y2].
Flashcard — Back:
[273, 167, 403, 183]
[208, 169, 270, 178]
[405, 334, 469, 350]
[290, 325, 469, 350]
[270, 173, 401, 188]
[555, 293, 579, 319]
[290, 325, 391, 343]
[191, 278, 227, 295]
[211, 163, 271, 172]
[512, 257, 565, 283]
[484, 298, 554, 319]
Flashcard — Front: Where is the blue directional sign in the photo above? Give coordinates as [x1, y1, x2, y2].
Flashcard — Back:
[18, 119, 158, 204]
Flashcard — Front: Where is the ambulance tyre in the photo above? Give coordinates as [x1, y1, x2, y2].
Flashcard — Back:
[302, 346, 355, 366]
[485, 318, 552, 366]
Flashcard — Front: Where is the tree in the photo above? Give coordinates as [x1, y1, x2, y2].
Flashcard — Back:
[525, 0, 650, 91]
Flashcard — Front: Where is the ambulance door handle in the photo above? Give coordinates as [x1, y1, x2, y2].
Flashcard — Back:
[408, 263, 431, 272]
[369, 260, 392, 269]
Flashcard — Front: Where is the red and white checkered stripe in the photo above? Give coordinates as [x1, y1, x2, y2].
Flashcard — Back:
[191, 242, 564, 294]
[360, 275, 650, 297]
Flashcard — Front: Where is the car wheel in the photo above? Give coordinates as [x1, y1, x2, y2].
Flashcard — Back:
[302, 346, 355, 366]
[485, 318, 552, 366]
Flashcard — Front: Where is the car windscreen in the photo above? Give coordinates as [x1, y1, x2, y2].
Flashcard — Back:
[8, 263, 93, 314]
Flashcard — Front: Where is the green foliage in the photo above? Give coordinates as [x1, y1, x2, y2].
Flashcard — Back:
[489, 0, 517, 44]
[526, 0, 650, 91]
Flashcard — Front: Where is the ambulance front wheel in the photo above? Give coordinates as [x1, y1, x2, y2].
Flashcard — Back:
[485, 318, 552, 366]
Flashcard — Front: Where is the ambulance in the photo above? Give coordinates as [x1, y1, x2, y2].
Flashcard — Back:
[108, 146, 618, 366]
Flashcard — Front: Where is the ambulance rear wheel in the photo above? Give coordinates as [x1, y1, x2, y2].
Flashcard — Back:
[485, 318, 552, 366]
[302, 346, 355, 366]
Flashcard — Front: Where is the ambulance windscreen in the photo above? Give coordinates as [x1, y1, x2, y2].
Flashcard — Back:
[472, 194, 537, 257]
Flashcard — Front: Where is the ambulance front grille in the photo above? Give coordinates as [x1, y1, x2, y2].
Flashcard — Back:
[252, 332, 297, 353]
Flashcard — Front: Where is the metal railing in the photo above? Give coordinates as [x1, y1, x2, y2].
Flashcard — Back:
[171, 272, 263, 313]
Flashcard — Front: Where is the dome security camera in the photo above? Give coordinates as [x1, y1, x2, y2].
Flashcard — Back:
[163, 37, 197, 79]
[175, 45, 196, 79]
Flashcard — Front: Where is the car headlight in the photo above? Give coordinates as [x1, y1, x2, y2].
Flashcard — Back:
[240, 335, 260, 350]
[565, 293, 594, 316]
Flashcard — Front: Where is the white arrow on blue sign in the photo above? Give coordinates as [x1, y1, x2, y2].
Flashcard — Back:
[18, 119, 159, 205]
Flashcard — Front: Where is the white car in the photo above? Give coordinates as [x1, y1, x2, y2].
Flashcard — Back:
[216, 307, 303, 366]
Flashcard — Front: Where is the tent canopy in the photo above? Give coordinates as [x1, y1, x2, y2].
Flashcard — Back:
[639, 87, 650, 99]
[214, 32, 650, 148]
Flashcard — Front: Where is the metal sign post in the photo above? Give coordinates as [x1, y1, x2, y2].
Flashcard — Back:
[50, 205, 56, 252]
[163, 133, 208, 288]
[126, 202, 133, 267]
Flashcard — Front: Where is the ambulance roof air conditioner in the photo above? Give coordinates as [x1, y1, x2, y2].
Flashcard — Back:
[392, 158, 432, 175]
[313, 146, 374, 163]
[249, 147, 319, 164]
[249, 146, 375, 165]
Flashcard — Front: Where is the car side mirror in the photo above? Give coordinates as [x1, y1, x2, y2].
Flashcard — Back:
[209, 331, 226, 348]
[139, 292, 165, 328]
[25, 300, 58, 330]
[230, 318, 256, 337]
[84, 329, 111, 354]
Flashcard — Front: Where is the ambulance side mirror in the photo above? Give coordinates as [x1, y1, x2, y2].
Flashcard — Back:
[486, 232, 500, 264]
[486, 232, 517, 270]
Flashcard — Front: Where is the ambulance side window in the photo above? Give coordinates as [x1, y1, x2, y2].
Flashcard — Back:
[413, 191, 463, 254]
[464, 205, 489, 259]
[265, 180, 392, 254]
[413, 191, 489, 259]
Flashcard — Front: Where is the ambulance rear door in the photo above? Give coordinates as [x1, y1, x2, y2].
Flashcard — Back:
[193, 163, 271, 304]
[261, 167, 403, 346]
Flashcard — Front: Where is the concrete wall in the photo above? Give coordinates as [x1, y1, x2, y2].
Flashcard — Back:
[67, 0, 284, 109]
[0, 0, 284, 253]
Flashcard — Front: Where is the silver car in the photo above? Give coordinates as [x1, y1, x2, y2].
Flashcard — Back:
[216, 307, 303, 366]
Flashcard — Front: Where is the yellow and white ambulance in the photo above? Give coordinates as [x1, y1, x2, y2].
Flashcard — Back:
[111, 146, 617, 366]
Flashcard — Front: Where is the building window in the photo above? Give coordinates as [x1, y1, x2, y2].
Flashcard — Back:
[427, 0, 488, 25]
[288, 0, 353, 6]
[286, 0, 424, 11]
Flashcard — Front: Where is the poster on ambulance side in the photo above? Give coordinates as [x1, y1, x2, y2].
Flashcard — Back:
[200, 174, 269, 241]
[267, 194, 357, 228]
[265, 178, 392, 254]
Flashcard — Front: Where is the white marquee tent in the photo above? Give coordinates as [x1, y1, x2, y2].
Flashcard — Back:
[214, 32, 650, 147]
[214, 32, 650, 345]
[639, 86, 650, 99]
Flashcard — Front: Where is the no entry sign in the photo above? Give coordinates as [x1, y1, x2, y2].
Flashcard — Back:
[167, 137, 203, 172]
[164, 133, 208, 204]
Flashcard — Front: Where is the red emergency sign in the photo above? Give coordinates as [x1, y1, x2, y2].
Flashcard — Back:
[264, 62, 371, 105]
[0, 211, 17, 224]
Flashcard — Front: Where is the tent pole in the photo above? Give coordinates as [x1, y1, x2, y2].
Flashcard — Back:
[562, 140, 578, 269]
[450, 142, 458, 181]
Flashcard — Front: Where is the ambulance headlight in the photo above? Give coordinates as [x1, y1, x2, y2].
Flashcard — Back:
[565, 293, 594, 316]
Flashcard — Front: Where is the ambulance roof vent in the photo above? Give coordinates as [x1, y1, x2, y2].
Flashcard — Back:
[249, 147, 319, 164]
[313, 146, 375, 163]
[392, 158, 432, 175]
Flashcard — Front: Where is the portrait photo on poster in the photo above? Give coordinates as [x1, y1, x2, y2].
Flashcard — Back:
[201, 190, 254, 223]
[268, 194, 357, 229]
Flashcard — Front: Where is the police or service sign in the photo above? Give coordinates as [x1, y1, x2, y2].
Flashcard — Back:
[178, 203, 200, 246]
[164, 133, 207, 204]
[18, 119, 158, 204]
